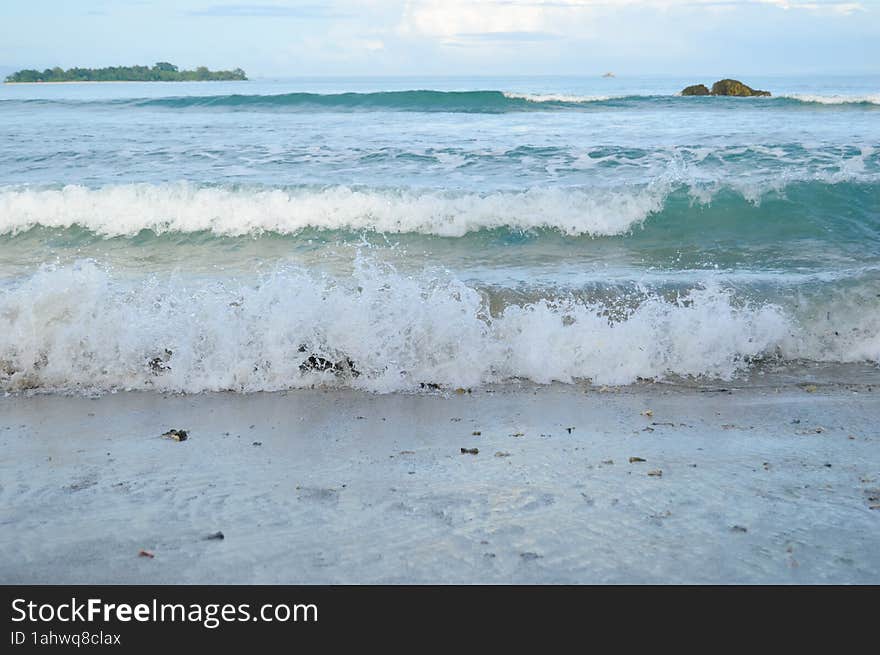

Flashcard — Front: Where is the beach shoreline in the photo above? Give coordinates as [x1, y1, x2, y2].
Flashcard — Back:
[2, 383, 878, 583]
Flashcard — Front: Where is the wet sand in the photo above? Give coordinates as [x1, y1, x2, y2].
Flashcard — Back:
[1, 383, 878, 583]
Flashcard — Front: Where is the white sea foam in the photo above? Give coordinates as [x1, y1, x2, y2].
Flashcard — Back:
[2, 260, 876, 394]
[0, 183, 671, 238]
[502, 92, 615, 103]
[781, 94, 880, 105]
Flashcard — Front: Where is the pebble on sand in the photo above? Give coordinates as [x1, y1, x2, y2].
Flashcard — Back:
[161, 429, 188, 442]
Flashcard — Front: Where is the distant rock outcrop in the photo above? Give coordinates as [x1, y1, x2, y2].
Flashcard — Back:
[681, 84, 710, 96]
[680, 79, 771, 97]
[710, 79, 770, 97]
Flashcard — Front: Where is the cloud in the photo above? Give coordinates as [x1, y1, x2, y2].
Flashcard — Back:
[399, 0, 866, 44]
[487, 0, 864, 6]
[189, 3, 342, 17]
[400, 0, 553, 40]
[455, 30, 561, 40]
[754, 1, 863, 14]
[360, 38, 386, 51]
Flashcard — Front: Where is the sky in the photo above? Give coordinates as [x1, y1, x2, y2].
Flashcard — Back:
[0, 0, 877, 77]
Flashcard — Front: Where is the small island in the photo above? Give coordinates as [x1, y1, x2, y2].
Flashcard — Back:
[5, 62, 247, 83]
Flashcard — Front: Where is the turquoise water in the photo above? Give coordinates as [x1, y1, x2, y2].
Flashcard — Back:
[1, 75, 878, 393]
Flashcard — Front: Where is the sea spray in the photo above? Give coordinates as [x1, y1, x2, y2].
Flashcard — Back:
[2, 258, 877, 394]
[0, 182, 670, 237]
[1, 178, 877, 238]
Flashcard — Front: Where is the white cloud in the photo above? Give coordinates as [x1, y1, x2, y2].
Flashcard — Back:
[755, 1, 863, 14]
[397, 0, 865, 44]
[361, 39, 386, 51]
[399, 1, 551, 40]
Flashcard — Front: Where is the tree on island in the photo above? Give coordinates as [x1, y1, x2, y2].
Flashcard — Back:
[5, 63, 247, 83]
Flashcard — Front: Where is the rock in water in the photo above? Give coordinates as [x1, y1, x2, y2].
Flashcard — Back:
[681, 84, 710, 96]
[710, 79, 770, 97]
[148, 348, 172, 374]
[297, 345, 360, 377]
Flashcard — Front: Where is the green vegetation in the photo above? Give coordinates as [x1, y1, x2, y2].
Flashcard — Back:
[5, 62, 247, 83]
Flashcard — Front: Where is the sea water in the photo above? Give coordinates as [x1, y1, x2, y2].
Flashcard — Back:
[0, 75, 878, 393]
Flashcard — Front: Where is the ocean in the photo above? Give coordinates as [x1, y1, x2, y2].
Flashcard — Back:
[1, 74, 878, 394]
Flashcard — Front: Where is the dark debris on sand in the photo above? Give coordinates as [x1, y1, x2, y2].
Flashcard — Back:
[161, 429, 188, 442]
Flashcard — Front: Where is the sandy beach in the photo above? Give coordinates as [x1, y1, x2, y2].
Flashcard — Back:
[1, 382, 877, 584]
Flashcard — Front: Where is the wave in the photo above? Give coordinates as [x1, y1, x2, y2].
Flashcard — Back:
[10, 90, 610, 113]
[135, 89, 643, 112]
[1, 260, 877, 394]
[779, 94, 880, 106]
[3, 90, 878, 113]
[501, 91, 617, 103]
[0, 180, 877, 239]
[0, 182, 671, 237]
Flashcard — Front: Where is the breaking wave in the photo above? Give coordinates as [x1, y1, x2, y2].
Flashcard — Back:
[779, 94, 880, 106]
[1, 179, 877, 239]
[0, 183, 668, 237]
[3, 90, 878, 113]
[2, 260, 877, 394]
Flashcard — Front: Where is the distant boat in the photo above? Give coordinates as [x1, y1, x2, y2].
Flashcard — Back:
[602, 72, 615, 78]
